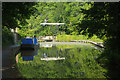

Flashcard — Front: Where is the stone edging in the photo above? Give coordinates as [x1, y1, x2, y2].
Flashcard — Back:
[71, 40, 104, 48]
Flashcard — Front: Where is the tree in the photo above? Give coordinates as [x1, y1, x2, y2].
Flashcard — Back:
[2, 2, 37, 29]
[78, 2, 120, 78]
[18, 2, 87, 36]
[79, 2, 120, 39]
[2, 2, 38, 46]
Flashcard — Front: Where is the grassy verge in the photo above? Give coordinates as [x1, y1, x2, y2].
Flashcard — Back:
[56, 35, 103, 42]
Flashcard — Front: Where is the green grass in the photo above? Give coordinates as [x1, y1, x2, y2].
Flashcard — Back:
[56, 35, 103, 42]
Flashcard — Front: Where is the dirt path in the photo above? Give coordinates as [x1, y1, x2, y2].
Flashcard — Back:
[1, 45, 23, 79]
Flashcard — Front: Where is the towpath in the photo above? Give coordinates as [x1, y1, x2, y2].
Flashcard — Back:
[1, 45, 22, 79]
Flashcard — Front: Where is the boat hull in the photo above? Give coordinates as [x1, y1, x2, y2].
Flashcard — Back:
[20, 44, 35, 50]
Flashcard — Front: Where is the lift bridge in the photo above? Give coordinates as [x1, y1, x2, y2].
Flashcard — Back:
[40, 23, 65, 42]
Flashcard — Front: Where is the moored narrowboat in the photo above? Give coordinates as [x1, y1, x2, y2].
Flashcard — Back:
[20, 38, 38, 50]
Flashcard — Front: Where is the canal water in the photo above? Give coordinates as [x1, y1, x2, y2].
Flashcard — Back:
[16, 42, 106, 78]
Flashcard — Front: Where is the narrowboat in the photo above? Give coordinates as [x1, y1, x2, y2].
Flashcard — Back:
[20, 38, 38, 50]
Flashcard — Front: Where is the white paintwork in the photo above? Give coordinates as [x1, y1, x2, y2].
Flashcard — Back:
[41, 36, 53, 40]
[41, 57, 65, 61]
[40, 44, 53, 47]
[10, 27, 18, 44]
[40, 23, 65, 25]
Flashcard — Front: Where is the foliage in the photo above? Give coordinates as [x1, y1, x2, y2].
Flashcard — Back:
[56, 34, 103, 42]
[4, 2, 120, 78]
[2, 2, 37, 46]
[97, 38, 120, 78]
[18, 2, 91, 37]
[2, 2, 37, 29]
[79, 2, 120, 39]
[17, 44, 106, 78]
[2, 26, 14, 46]
[79, 2, 120, 78]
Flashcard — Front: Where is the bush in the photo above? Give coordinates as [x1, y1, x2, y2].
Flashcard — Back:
[2, 26, 14, 46]
[97, 38, 120, 78]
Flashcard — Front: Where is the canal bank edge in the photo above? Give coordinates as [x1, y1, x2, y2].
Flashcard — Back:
[2, 45, 22, 78]
[71, 40, 104, 48]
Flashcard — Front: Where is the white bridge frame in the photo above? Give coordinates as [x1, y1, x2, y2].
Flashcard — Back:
[40, 23, 65, 26]
[40, 23, 65, 42]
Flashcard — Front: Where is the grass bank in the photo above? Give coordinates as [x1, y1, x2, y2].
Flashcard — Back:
[56, 35, 103, 42]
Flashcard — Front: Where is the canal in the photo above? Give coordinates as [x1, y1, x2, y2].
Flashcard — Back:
[16, 42, 106, 78]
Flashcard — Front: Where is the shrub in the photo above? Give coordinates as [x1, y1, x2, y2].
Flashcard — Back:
[2, 26, 14, 46]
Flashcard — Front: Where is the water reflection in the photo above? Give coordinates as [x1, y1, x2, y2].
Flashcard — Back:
[40, 43, 53, 47]
[40, 45, 65, 61]
[41, 57, 65, 61]
[20, 49, 38, 61]
[22, 56, 33, 61]
[17, 43, 106, 78]
[91, 45, 103, 52]
[35, 50, 38, 56]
